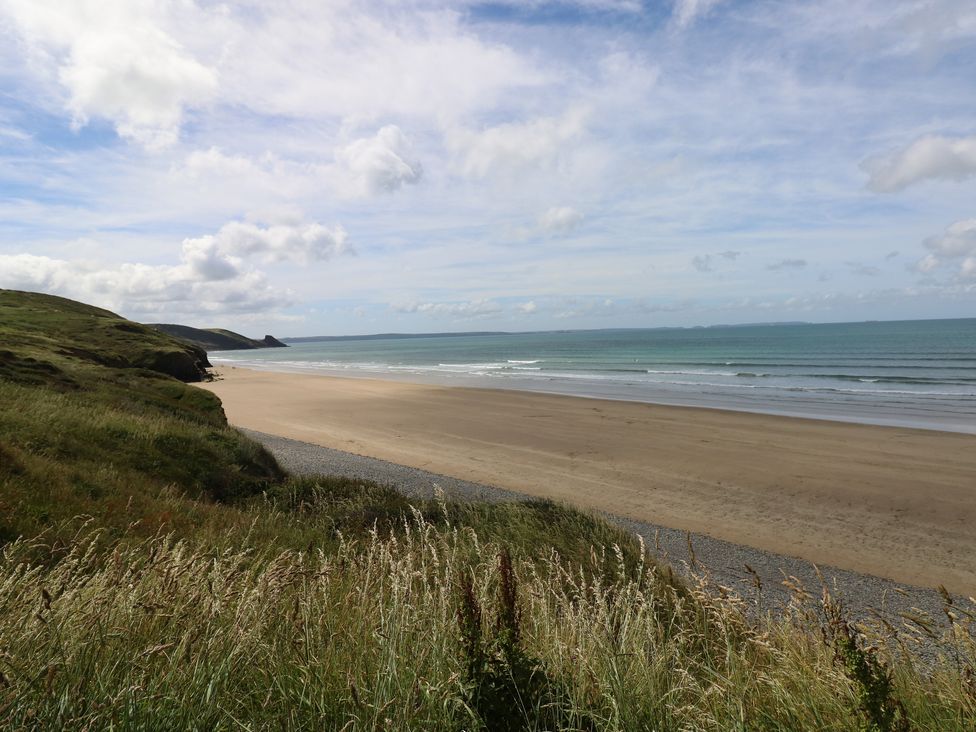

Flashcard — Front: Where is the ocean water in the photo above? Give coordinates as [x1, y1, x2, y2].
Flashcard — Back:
[210, 319, 976, 433]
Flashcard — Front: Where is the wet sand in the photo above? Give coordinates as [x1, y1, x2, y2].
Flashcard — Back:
[202, 367, 976, 594]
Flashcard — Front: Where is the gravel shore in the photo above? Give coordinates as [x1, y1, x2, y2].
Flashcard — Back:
[245, 428, 969, 642]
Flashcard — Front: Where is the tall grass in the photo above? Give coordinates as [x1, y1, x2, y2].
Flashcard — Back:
[1, 509, 972, 730]
[2, 289, 975, 729]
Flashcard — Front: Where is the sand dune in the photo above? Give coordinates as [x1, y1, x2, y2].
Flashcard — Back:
[203, 367, 976, 594]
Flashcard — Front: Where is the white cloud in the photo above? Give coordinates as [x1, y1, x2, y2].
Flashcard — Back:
[924, 218, 976, 257]
[517, 300, 537, 314]
[394, 299, 503, 318]
[178, 133, 421, 203]
[0, 218, 350, 317]
[0, 252, 286, 317]
[183, 147, 267, 179]
[336, 126, 422, 195]
[218, 5, 545, 124]
[448, 109, 587, 178]
[672, 0, 726, 29]
[180, 236, 241, 282]
[184, 220, 350, 267]
[454, 0, 642, 11]
[917, 219, 976, 279]
[4, 0, 217, 149]
[175, 148, 337, 206]
[863, 134, 976, 192]
[538, 206, 583, 234]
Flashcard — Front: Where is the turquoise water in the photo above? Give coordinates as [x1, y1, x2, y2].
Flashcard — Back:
[211, 319, 976, 433]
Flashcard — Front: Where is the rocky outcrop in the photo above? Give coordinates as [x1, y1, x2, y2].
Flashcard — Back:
[138, 346, 212, 383]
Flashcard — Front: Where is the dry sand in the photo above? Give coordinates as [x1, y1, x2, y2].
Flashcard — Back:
[202, 367, 976, 594]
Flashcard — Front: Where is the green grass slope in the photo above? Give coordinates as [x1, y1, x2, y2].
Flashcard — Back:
[0, 289, 628, 563]
[0, 289, 283, 546]
[1, 290, 212, 383]
[1, 289, 973, 730]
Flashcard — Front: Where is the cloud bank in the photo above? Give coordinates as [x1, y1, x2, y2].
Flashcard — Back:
[0, 219, 349, 317]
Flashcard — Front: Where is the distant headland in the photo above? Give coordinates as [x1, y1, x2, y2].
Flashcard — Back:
[146, 323, 288, 351]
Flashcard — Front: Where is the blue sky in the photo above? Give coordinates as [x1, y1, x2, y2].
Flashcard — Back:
[1, 0, 975, 336]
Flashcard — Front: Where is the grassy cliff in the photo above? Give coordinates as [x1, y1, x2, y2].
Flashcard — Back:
[0, 289, 974, 730]
[0, 289, 630, 562]
[146, 322, 288, 351]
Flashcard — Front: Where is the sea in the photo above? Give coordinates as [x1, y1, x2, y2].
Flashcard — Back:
[210, 318, 976, 434]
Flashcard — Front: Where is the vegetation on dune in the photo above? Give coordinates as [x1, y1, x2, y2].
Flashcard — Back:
[0, 288, 974, 730]
[1, 517, 975, 730]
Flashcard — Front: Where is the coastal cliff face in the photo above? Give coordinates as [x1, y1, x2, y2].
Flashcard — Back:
[0, 289, 211, 382]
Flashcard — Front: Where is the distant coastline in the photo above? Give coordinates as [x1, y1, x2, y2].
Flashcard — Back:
[278, 316, 975, 343]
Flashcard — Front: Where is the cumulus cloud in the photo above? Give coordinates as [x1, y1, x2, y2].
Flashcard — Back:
[181, 236, 241, 281]
[4, 0, 217, 149]
[767, 258, 807, 271]
[863, 134, 976, 192]
[184, 220, 350, 266]
[517, 300, 537, 314]
[448, 108, 586, 178]
[924, 218, 976, 257]
[336, 126, 422, 195]
[0, 219, 350, 317]
[538, 206, 583, 234]
[916, 218, 976, 279]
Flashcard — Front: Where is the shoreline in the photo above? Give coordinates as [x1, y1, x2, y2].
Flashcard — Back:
[209, 358, 976, 435]
[202, 366, 976, 595]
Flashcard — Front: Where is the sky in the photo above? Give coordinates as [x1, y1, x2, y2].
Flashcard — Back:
[0, 0, 975, 337]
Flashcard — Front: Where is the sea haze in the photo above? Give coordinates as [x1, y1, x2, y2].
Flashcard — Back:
[211, 319, 976, 434]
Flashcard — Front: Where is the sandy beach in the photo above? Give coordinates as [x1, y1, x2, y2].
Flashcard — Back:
[203, 367, 976, 594]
